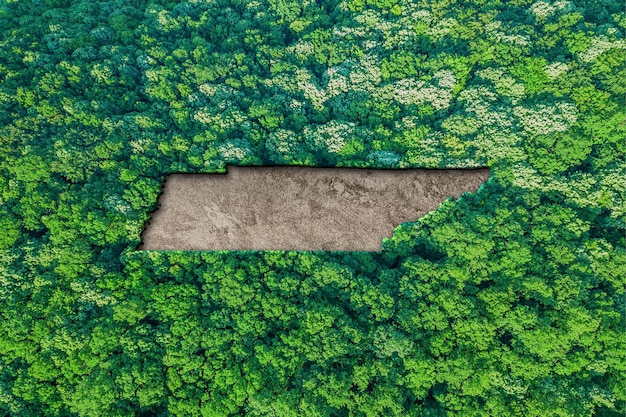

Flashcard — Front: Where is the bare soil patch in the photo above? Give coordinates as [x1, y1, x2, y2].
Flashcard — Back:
[139, 165, 490, 251]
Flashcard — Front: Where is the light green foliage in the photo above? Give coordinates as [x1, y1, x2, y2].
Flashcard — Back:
[0, 0, 623, 416]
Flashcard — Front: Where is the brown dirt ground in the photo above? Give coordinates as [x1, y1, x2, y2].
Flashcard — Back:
[138, 165, 490, 252]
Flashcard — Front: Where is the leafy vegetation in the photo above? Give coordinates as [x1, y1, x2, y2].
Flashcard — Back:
[0, 0, 624, 416]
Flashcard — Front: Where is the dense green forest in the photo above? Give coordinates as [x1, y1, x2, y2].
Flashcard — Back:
[0, 0, 625, 415]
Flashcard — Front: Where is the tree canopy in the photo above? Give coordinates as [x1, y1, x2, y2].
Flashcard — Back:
[0, 0, 624, 416]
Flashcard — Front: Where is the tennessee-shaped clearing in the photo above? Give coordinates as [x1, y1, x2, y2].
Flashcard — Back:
[139, 165, 490, 251]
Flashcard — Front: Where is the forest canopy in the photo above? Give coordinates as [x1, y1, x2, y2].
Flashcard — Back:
[0, 0, 625, 416]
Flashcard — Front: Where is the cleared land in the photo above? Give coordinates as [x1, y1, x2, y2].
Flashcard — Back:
[139, 165, 490, 251]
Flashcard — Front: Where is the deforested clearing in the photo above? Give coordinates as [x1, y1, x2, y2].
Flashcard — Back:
[139, 166, 490, 251]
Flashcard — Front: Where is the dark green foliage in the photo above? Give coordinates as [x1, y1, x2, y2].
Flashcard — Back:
[0, 0, 624, 416]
